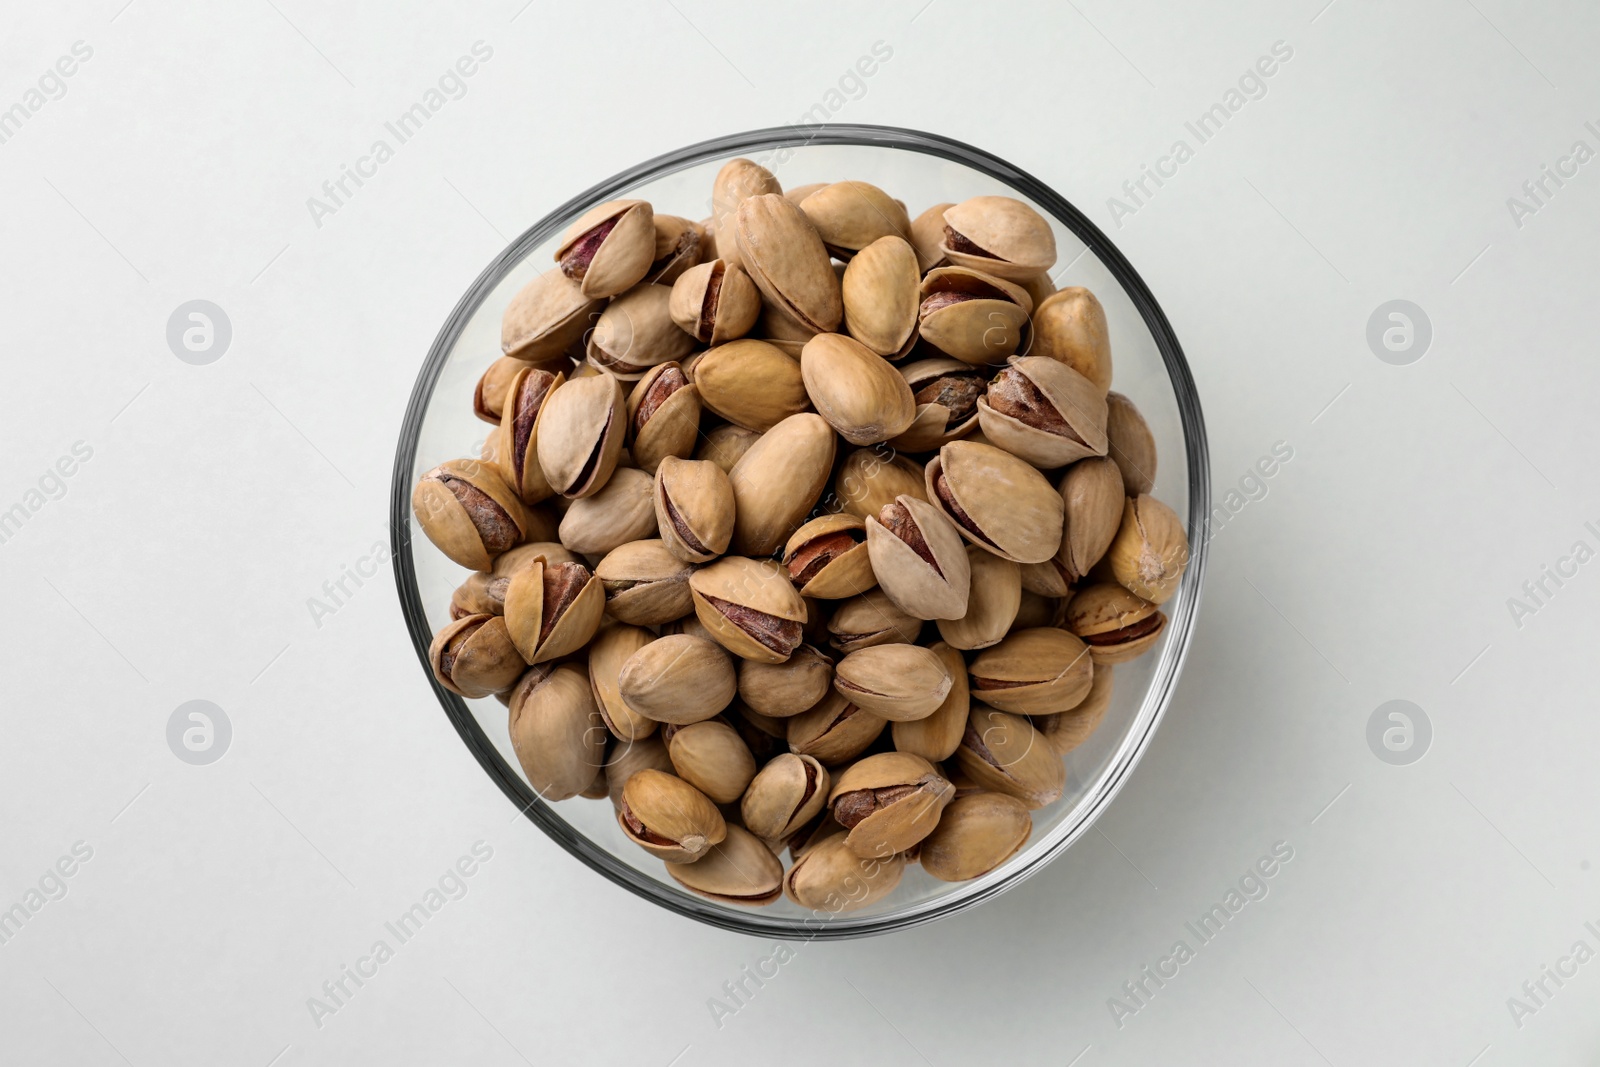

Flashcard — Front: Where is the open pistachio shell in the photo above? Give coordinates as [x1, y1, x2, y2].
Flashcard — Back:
[496, 367, 566, 504]
[587, 623, 657, 742]
[429, 614, 526, 698]
[741, 753, 830, 840]
[733, 193, 843, 334]
[653, 456, 735, 564]
[619, 768, 726, 863]
[865, 494, 971, 621]
[841, 235, 920, 358]
[556, 199, 656, 299]
[626, 361, 700, 475]
[502, 271, 604, 363]
[968, 627, 1093, 716]
[594, 539, 694, 626]
[834, 447, 927, 521]
[688, 556, 808, 664]
[787, 691, 886, 766]
[1065, 582, 1167, 665]
[782, 513, 875, 600]
[889, 359, 984, 453]
[502, 558, 605, 664]
[919, 792, 1033, 882]
[977, 356, 1109, 469]
[917, 266, 1033, 366]
[617, 633, 736, 726]
[1030, 287, 1112, 392]
[925, 440, 1064, 565]
[829, 752, 954, 859]
[475, 355, 539, 424]
[509, 664, 607, 802]
[669, 260, 761, 345]
[558, 467, 657, 556]
[801, 333, 917, 446]
[692, 339, 809, 432]
[833, 643, 953, 722]
[412, 458, 532, 571]
[892, 641, 971, 762]
[782, 831, 905, 912]
[940, 196, 1057, 281]
[954, 707, 1065, 809]
[535, 373, 626, 499]
[826, 589, 921, 652]
[727, 413, 836, 557]
[909, 201, 955, 273]
[645, 214, 704, 285]
[667, 824, 783, 905]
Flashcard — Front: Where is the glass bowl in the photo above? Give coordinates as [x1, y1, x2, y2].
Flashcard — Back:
[390, 124, 1209, 938]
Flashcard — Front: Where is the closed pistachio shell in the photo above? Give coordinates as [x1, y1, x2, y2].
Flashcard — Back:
[892, 641, 971, 762]
[919, 793, 1032, 882]
[833, 644, 953, 722]
[909, 201, 954, 273]
[969, 627, 1093, 715]
[594, 539, 694, 626]
[619, 768, 726, 863]
[1030, 287, 1112, 392]
[669, 260, 761, 345]
[587, 284, 698, 379]
[977, 356, 1109, 468]
[626, 362, 700, 474]
[935, 546, 1022, 650]
[727, 414, 836, 557]
[653, 457, 735, 563]
[1034, 664, 1113, 757]
[535, 373, 626, 499]
[509, 664, 608, 802]
[712, 158, 782, 272]
[787, 690, 887, 766]
[429, 614, 526, 698]
[785, 182, 828, 204]
[556, 199, 656, 299]
[954, 707, 1065, 809]
[692, 339, 809, 432]
[782, 513, 875, 600]
[645, 214, 704, 286]
[890, 359, 984, 452]
[741, 753, 830, 840]
[557, 467, 657, 556]
[917, 266, 1033, 366]
[617, 633, 736, 725]
[783, 831, 904, 912]
[801, 333, 916, 446]
[842, 236, 920, 358]
[1105, 391, 1157, 495]
[734, 194, 843, 334]
[834, 448, 927, 521]
[503, 558, 606, 664]
[587, 623, 658, 742]
[666, 719, 757, 804]
[829, 752, 954, 859]
[1107, 494, 1188, 604]
[502, 270, 604, 363]
[412, 458, 532, 571]
[695, 423, 762, 475]
[1057, 456, 1125, 580]
[689, 556, 807, 663]
[1065, 582, 1166, 664]
[799, 181, 911, 257]
[940, 196, 1057, 281]
[926, 441, 1064, 564]
[496, 367, 566, 504]
[667, 824, 783, 905]
[738, 644, 834, 718]
[866, 494, 971, 621]
[604, 735, 674, 808]
[826, 589, 921, 652]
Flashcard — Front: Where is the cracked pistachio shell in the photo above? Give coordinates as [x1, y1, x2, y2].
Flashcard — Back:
[926, 441, 1064, 565]
[829, 752, 954, 859]
[733, 194, 843, 334]
[866, 494, 971, 621]
[688, 556, 808, 664]
[969, 627, 1093, 716]
[712, 158, 782, 271]
[783, 831, 905, 912]
[800, 181, 911, 257]
[669, 260, 761, 345]
[653, 457, 734, 564]
[535, 373, 626, 499]
[604, 735, 674, 808]
[826, 589, 921, 652]
[841, 235, 920, 358]
[936, 546, 1021, 651]
[1065, 582, 1166, 665]
[413, 458, 533, 571]
[833, 644, 953, 722]
[475, 355, 539, 424]
[558, 467, 657, 556]
[587, 623, 657, 742]
[587, 284, 697, 380]
[954, 706, 1065, 809]
[919, 792, 1032, 882]
[801, 333, 916, 446]
[509, 664, 607, 802]
[978, 356, 1109, 469]
[450, 570, 511, 620]
[1108, 494, 1188, 605]
[1034, 664, 1113, 757]
[666, 719, 757, 804]
[594, 539, 694, 627]
[646, 214, 704, 286]
[695, 423, 762, 475]
[835, 447, 927, 521]
[787, 690, 887, 766]
[909, 201, 954, 273]
[667, 824, 783, 905]
[626, 362, 700, 475]
[556, 199, 656, 299]
[737, 644, 834, 718]
[619, 768, 726, 863]
[1056, 456, 1126, 581]
[1030, 287, 1112, 392]
[617, 633, 736, 726]
[741, 753, 830, 840]
[918, 266, 1034, 366]
[692, 339, 809, 432]
[940, 196, 1057, 281]
[429, 614, 525, 698]
[781, 513, 875, 600]
[728, 414, 836, 557]
[496, 367, 566, 504]
[1105, 392, 1157, 496]
[892, 641, 971, 762]
[503, 558, 605, 664]
[890, 359, 984, 453]
[502, 271, 604, 363]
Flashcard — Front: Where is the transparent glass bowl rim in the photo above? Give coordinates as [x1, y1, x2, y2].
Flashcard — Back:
[389, 124, 1211, 939]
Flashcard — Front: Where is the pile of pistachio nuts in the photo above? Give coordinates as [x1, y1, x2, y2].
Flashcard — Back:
[412, 157, 1188, 913]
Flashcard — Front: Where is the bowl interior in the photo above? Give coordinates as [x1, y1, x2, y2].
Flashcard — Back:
[393, 127, 1207, 937]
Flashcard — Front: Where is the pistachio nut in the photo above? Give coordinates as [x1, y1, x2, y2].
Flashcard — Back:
[1056, 455, 1125, 581]
[666, 824, 783, 905]
[919, 792, 1032, 882]
[799, 181, 911, 258]
[936, 545, 1022, 651]
[968, 627, 1093, 716]
[645, 214, 704, 286]
[733, 193, 843, 334]
[925, 440, 1064, 564]
[737, 643, 834, 718]
[1019, 558, 1073, 598]
[917, 266, 1033, 366]
[954, 706, 1065, 809]
[866, 494, 971, 621]
[495, 366, 566, 504]
[594, 539, 694, 626]
[829, 752, 954, 859]
[502, 556, 606, 664]
[413, 458, 532, 571]
[508, 663, 608, 801]
[727, 413, 836, 556]
[502, 270, 604, 363]
[781, 513, 875, 600]
[712, 158, 782, 271]
[626, 361, 700, 474]
[653, 456, 735, 563]
[889, 359, 984, 452]
[782, 830, 905, 912]
[618, 768, 727, 863]
[557, 467, 657, 556]
[665, 718, 757, 804]
[429, 614, 525, 698]
[669, 260, 761, 345]
[800, 333, 916, 446]
[475, 355, 538, 424]
[1105, 391, 1157, 495]
[787, 691, 887, 766]
[586, 622, 657, 742]
[556, 199, 655, 299]
[908, 201, 954, 273]
[892, 641, 970, 762]
[587, 284, 698, 379]
[695, 423, 762, 475]
[826, 588, 921, 652]
[1030, 287, 1112, 392]
[1107, 494, 1188, 604]
[604, 735, 674, 808]
[740, 752, 829, 840]
[692, 338, 809, 432]
[534, 372, 626, 499]
[841, 235, 920, 358]
[939, 196, 1057, 281]
[833, 643, 953, 722]
[834, 447, 927, 521]
[1065, 582, 1167, 664]
[1034, 664, 1113, 757]
[688, 555, 808, 663]
[977, 356, 1109, 468]
[617, 633, 736, 725]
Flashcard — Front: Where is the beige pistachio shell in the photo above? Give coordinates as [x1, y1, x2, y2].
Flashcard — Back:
[733, 193, 843, 333]
[828, 752, 953, 859]
[826, 589, 922, 652]
[475, 355, 537, 424]
[688, 555, 808, 664]
[1013, 590, 1066, 630]
[691, 338, 809, 432]
[695, 423, 762, 475]
[784, 182, 828, 204]
[557, 467, 657, 556]
[926, 441, 1064, 564]
[508, 664, 607, 801]
[712, 158, 782, 271]
[783, 831, 905, 912]
[1034, 664, 1113, 757]
[429, 614, 525, 698]
[787, 691, 887, 766]
[1030, 287, 1112, 392]
[833, 643, 953, 722]
[587, 284, 698, 379]
[450, 570, 510, 620]
[667, 824, 783, 905]
[594, 539, 694, 626]
[969, 627, 1093, 716]
[917, 266, 1034, 366]
[841, 235, 920, 358]
[1057, 456, 1125, 580]
[604, 735, 674, 808]
[919, 793, 1033, 882]
[940, 196, 1057, 281]
[909, 201, 955, 273]
[619, 769, 727, 863]
[936, 546, 1021, 651]
[668, 260, 761, 345]
[1105, 391, 1157, 495]
[496, 367, 566, 504]
[1065, 582, 1166, 664]
[977, 356, 1109, 468]
[1019, 558, 1073, 598]
[1107, 494, 1188, 604]
[1018, 271, 1058, 310]
[587, 623, 658, 742]
[865, 494, 971, 621]
[502, 270, 604, 363]
[835, 448, 927, 521]
[666, 719, 757, 804]
[892, 641, 971, 762]
[737, 644, 834, 718]
[727, 414, 836, 557]
[617, 633, 736, 726]
[412, 458, 532, 571]
[800, 181, 911, 256]
[954, 706, 1065, 809]
[800, 333, 916, 446]
[626, 361, 700, 474]
[503, 559, 606, 664]
[535, 373, 626, 499]
[653, 457, 734, 564]
[644, 214, 704, 286]
[556, 199, 655, 299]
[890, 359, 984, 452]
[781, 513, 875, 600]
[754, 295, 819, 356]
[741, 753, 830, 840]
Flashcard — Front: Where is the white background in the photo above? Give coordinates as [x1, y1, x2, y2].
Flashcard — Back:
[2, 1, 1597, 1064]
